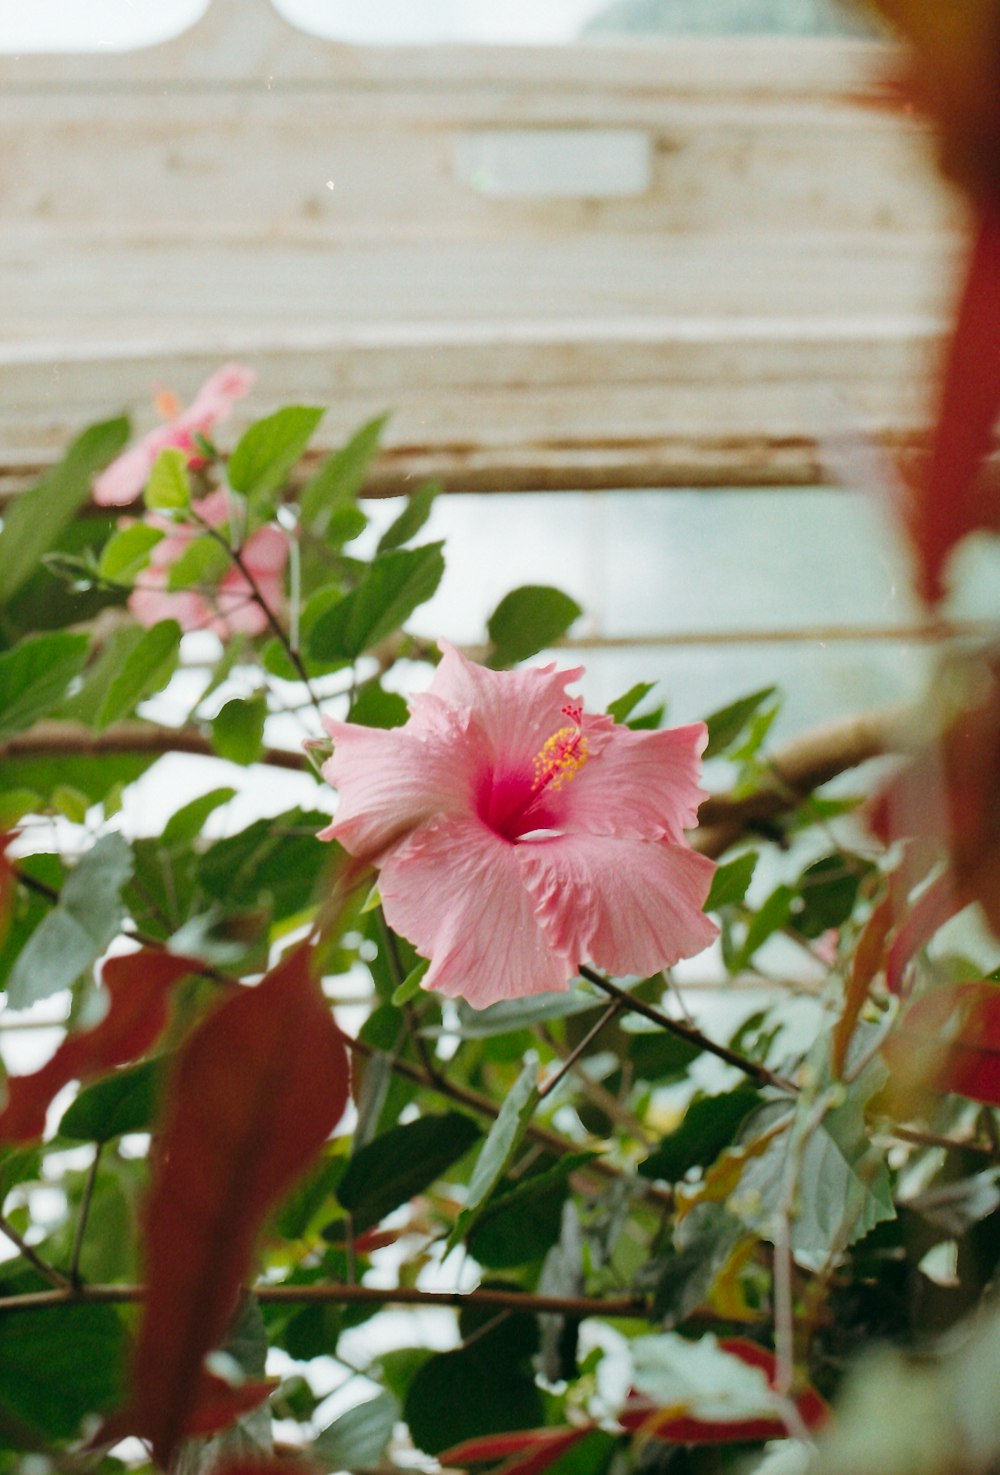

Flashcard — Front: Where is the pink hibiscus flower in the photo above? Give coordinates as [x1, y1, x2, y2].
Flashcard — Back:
[93, 363, 255, 507]
[129, 488, 288, 638]
[319, 644, 718, 1008]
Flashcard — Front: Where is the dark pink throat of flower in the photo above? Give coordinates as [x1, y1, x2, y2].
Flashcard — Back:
[479, 705, 591, 842]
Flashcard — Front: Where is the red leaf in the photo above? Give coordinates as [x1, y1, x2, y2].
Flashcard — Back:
[98, 1367, 276, 1450]
[439, 1425, 592, 1475]
[0, 949, 201, 1144]
[906, 207, 1000, 604]
[619, 1339, 828, 1445]
[207, 1461, 316, 1475]
[886, 981, 1000, 1106]
[126, 943, 350, 1469]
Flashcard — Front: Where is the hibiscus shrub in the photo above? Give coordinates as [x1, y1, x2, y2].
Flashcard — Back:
[1, 372, 1000, 1475]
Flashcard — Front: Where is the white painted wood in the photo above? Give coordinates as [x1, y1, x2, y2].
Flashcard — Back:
[0, 0, 963, 490]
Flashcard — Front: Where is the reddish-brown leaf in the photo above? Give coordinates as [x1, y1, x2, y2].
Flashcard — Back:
[97, 1367, 277, 1450]
[127, 943, 350, 1469]
[207, 1461, 317, 1475]
[439, 1425, 593, 1475]
[905, 208, 1000, 604]
[885, 981, 1000, 1106]
[618, 1339, 828, 1445]
[0, 949, 201, 1144]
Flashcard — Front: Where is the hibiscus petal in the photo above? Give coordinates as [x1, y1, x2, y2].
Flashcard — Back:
[557, 723, 709, 841]
[319, 708, 480, 859]
[379, 816, 573, 1006]
[429, 641, 586, 770]
[93, 442, 158, 506]
[519, 831, 718, 977]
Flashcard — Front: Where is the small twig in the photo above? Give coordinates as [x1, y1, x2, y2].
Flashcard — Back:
[537, 1023, 652, 1145]
[880, 1122, 1000, 1159]
[578, 966, 798, 1094]
[344, 1211, 357, 1288]
[537, 999, 624, 1102]
[0, 1215, 71, 1290]
[69, 1143, 103, 1287]
[376, 907, 441, 1084]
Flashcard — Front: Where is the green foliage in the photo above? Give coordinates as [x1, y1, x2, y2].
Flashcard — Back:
[211, 693, 267, 766]
[307, 542, 445, 660]
[144, 449, 191, 511]
[337, 1112, 481, 1232]
[228, 405, 324, 506]
[486, 584, 582, 666]
[0, 632, 89, 745]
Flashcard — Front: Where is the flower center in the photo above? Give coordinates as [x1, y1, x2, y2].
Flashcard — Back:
[531, 703, 589, 795]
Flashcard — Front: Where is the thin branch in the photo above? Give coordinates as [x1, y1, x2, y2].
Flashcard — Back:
[0, 1280, 653, 1321]
[0, 1215, 71, 1290]
[880, 1123, 1000, 1159]
[69, 1143, 103, 1287]
[537, 999, 625, 1102]
[0, 721, 307, 770]
[579, 966, 798, 1094]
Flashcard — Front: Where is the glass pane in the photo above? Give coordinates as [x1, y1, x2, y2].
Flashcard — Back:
[275, 0, 879, 45]
[0, 0, 207, 52]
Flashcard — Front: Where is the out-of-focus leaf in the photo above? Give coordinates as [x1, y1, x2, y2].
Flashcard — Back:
[390, 956, 430, 1006]
[145, 448, 191, 511]
[622, 1334, 827, 1443]
[313, 1390, 399, 1472]
[337, 1111, 480, 1232]
[730, 884, 796, 972]
[639, 1087, 761, 1184]
[94, 619, 181, 732]
[119, 945, 350, 1469]
[0, 1298, 126, 1441]
[607, 682, 657, 725]
[228, 406, 324, 505]
[211, 694, 267, 767]
[439, 1425, 595, 1475]
[0, 632, 89, 746]
[376, 481, 437, 554]
[486, 585, 582, 667]
[166, 532, 231, 591]
[446, 1056, 539, 1252]
[98, 522, 165, 582]
[886, 981, 1000, 1106]
[469, 1152, 597, 1270]
[162, 788, 237, 848]
[706, 851, 759, 911]
[58, 1057, 164, 1143]
[196, 807, 331, 921]
[703, 687, 777, 759]
[347, 679, 409, 730]
[456, 992, 595, 1037]
[6, 832, 135, 1008]
[791, 854, 873, 940]
[0, 417, 129, 604]
[0, 949, 199, 1143]
[300, 413, 387, 535]
[307, 543, 444, 662]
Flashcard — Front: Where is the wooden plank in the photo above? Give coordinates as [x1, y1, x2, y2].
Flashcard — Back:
[0, 0, 963, 490]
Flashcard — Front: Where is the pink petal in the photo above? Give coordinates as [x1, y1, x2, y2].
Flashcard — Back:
[129, 575, 209, 634]
[519, 830, 718, 977]
[557, 723, 710, 842]
[241, 524, 289, 577]
[176, 363, 256, 436]
[93, 443, 157, 506]
[379, 817, 573, 1006]
[319, 706, 481, 860]
[429, 641, 588, 773]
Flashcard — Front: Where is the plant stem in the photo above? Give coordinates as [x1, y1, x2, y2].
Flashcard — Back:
[578, 966, 798, 1094]
[537, 999, 624, 1101]
[69, 1143, 103, 1287]
[0, 1215, 71, 1290]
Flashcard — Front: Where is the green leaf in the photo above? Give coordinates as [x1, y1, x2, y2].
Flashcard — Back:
[486, 584, 582, 667]
[338, 1111, 481, 1232]
[144, 447, 191, 511]
[347, 679, 409, 730]
[94, 619, 181, 732]
[705, 851, 759, 911]
[0, 1298, 125, 1440]
[390, 957, 430, 1006]
[313, 1390, 399, 1472]
[731, 882, 796, 971]
[228, 405, 324, 505]
[0, 417, 129, 604]
[0, 632, 89, 745]
[211, 694, 267, 766]
[456, 991, 596, 1038]
[791, 853, 873, 939]
[446, 1056, 539, 1252]
[607, 681, 656, 724]
[300, 414, 387, 534]
[639, 1086, 761, 1183]
[59, 1058, 163, 1142]
[376, 481, 438, 554]
[97, 522, 164, 583]
[469, 1151, 597, 1269]
[161, 787, 237, 848]
[6, 832, 134, 1008]
[166, 531, 231, 591]
[703, 686, 778, 759]
[196, 807, 330, 921]
[307, 543, 445, 662]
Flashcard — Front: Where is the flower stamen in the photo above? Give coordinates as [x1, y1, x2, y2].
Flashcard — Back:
[532, 704, 589, 794]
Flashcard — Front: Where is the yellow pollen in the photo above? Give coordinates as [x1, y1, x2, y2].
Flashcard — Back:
[532, 725, 589, 793]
